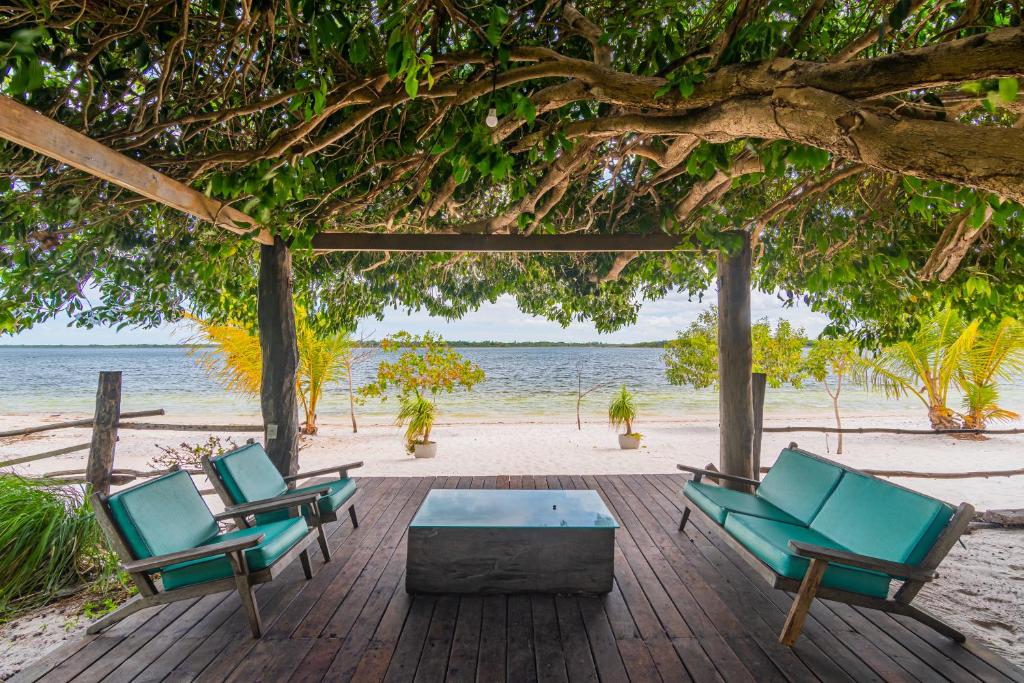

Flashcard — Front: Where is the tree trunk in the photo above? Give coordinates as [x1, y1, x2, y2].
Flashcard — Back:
[258, 235, 300, 477]
[86, 371, 121, 496]
[717, 236, 755, 491]
[347, 359, 358, 433]
[751, 372, 766, 480]
[831, 375, 844, 454]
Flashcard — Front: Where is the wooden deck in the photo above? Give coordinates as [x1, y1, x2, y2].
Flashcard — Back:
[16, 475, 1022, 683]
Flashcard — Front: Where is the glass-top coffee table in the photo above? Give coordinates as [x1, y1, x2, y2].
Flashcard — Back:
[406, 489, 618, 594]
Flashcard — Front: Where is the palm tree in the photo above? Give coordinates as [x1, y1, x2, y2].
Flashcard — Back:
[958, 317, 1024, 430]
[864, 308, 980, 430]
[186, 312, 352, 435]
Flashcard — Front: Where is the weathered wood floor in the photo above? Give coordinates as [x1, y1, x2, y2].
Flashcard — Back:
[16, 475, 1023, 683]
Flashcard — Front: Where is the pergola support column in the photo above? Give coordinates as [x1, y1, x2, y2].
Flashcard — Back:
[717, 236, 755, 491]
[258, 236, 300, 477]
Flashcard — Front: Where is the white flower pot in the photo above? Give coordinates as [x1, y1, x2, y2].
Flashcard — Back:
[618, 434, 641, 450]
[413, 441, 438, 459]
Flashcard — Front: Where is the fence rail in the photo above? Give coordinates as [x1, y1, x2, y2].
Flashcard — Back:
[764, 425, 1024, 435]
[0, 409, 165, 438]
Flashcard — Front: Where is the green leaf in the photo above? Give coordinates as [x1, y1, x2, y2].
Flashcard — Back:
[998, 77, 1018, 103]
[404, 69, 419, 98]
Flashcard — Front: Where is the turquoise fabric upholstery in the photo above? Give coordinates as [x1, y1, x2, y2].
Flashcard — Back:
[160, 517, 308, 590]
[255, 478, 358, 525]
[106, 471, 219, 560]
[684, 481, 800, 525]
[210, 443, 288, 504]
[810, 472, 953, 564]
[724, 514, 891, 598]
[755, 449, 844, 524]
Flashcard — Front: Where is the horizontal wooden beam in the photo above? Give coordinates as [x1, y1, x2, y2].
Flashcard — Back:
[310, 232, 692, 252]
[0, 96, 272, 245]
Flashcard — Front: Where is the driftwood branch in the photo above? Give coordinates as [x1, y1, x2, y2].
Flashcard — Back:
[763, 426, 1024, 435]
[117, 422, 263, 432]
[0, 409, 165, 438]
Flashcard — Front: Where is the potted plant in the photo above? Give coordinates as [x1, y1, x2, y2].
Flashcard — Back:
[360, 331, 485, 457]
[609, 385, 642, 449]
[398, 393, 437, 458]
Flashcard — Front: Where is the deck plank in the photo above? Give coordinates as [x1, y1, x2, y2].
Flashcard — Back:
[14, 474, 1021, 683]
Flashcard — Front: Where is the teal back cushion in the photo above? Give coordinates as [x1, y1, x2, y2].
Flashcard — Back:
[755, 449, 844, 524]
[810, 472, 953, 564]
[211, 443, 288, 504]
[106, 470, 219, 560]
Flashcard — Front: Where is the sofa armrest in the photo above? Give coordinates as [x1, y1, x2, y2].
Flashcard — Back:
[677, 464, 760, 488]
[214, 491, 326, 521]
[122, 535, 264, 574]
[788, 541, 936, 582]
[283, 460, 364, 482]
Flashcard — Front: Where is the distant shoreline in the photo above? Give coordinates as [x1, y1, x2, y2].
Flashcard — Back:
[0, 340, 670, 349]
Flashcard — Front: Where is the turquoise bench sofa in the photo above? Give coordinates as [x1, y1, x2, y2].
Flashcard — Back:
[90, 469, 328, 638]
[678, 444, 974, 646]
[202, 443, 362, 563]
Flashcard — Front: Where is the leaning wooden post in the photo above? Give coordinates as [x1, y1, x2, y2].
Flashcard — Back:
[257, 235, 300, 477]
[751, 372, 767, 480]
[86, 371, 121, 496]
[717, 236, 754, 491]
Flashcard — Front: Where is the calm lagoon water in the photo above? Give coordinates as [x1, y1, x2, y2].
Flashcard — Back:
[2, 346, 1021, 422]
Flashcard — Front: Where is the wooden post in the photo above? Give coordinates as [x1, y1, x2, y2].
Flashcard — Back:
[258, 235, 300, 477]
[86, 371, 121, 496]
[751, 372, 767, 481]
[717, 236, 754, 491]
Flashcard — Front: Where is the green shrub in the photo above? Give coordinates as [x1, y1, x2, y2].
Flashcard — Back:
[0, 474, 116, 620]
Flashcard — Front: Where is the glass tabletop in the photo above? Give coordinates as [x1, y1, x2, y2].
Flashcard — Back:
[409, 489, 619, 529]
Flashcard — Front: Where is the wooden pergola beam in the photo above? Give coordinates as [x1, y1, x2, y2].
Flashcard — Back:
[310, 232, 691, 252]
[0, 96, 272, 245]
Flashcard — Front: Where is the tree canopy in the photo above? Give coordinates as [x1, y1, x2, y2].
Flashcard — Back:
[1, 1, 1022, 342]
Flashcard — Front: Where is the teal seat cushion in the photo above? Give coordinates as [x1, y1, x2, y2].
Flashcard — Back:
[211, 443, 288, 504]
[724, 514, 891, 598]
[106, 470, 219, 560]
[755, 449, 844, 524]
[684, 481, 801, 526]
[810, 472, 953, 565]
[160, 517, 308, 590]
[254, 478, 357, 525]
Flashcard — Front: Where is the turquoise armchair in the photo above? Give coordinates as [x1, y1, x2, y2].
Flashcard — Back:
[202, 443, 361, 562]
[678, 444, 974, 646]
[90, 469, 325, 638]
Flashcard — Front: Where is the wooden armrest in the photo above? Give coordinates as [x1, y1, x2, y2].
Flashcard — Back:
[122, 535, 264, 573]
[283, 460, 364, 482]
[214, 491, 326, 520]
[677, 464, 760, 487]
[788, 541, 935, 582]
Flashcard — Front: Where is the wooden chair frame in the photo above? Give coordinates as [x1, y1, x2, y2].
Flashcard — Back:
[676, 444, 975, 647]
[90, 488, 328, 638]
[202, 456, 364, 536]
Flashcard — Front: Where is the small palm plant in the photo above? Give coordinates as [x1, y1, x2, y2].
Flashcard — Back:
[609, 385, 641, 448]
[958, 317, 1024, 430]
[396, 393, 436, 453]
[864, 307, 979, 430]
[186, 312, 353, 435]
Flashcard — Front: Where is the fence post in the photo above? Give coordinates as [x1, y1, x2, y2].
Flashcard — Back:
[751, 372, 767, 480]
[87, 371, 122, 496]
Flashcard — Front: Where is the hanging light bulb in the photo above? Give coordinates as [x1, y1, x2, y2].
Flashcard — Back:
[485, 107, 499, 128]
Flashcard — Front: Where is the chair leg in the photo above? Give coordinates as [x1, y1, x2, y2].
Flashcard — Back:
[299, 548, 314, 580]
[348, 504, 359, 528]
[678, 506, 691, 531]
[317, 525, 332, 562]
[85, 595, 149, 634]
[901, 603, 966, 642]
[234, 575, 263, 638]
[780, 558, 827, 646]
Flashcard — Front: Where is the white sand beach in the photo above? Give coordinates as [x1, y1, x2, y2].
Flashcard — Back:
[1, 410, 1022, 675]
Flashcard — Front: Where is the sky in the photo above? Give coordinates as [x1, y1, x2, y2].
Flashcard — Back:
[1, 287, 831, 345]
